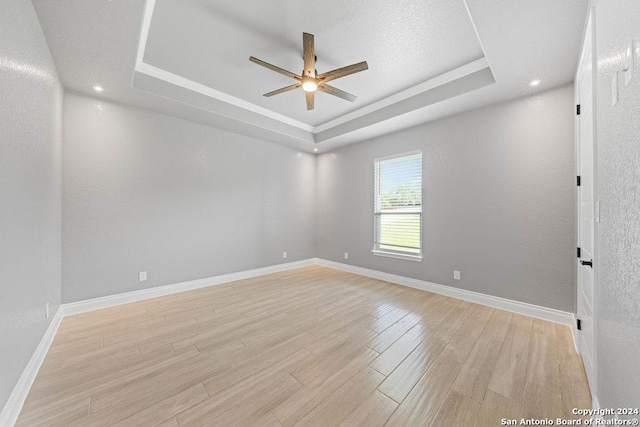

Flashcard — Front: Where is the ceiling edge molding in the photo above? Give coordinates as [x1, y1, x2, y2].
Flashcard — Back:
[314, 57, 489, 132]
[316, 65, 495, 144]
[134, 61, 315, 132]
[132, 69, 315, 147]
[135, 0, 314, 133]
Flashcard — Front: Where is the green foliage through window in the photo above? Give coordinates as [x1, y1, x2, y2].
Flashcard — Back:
[374, 152, 422, 256]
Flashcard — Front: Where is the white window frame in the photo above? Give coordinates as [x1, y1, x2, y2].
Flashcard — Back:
[372, 150, 423, 262]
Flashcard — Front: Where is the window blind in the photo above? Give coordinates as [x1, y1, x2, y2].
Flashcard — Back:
[374, 152, 422, 256]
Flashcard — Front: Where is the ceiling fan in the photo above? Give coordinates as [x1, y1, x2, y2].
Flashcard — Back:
[249, 32, 368, 111]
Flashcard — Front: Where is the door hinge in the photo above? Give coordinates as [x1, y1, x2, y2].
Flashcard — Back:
[577, 319, 582, 330]
[577, 247, 581, 258]
[581, 259, 593, 268]
[577, 176, 581, 186]
[577, 104, 581, 115]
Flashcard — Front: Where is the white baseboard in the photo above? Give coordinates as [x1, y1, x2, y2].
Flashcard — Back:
[62, 258, 317, 316]
[316, 258, 576, 327]
[0, 307, 64, 427]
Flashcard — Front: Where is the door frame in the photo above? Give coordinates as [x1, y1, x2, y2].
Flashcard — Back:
[575, 7, 598, 401]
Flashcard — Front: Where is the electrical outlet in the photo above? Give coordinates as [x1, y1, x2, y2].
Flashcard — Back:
[139, 271, 147, 282]
[283, 251, 287, 259]
[45, 302, 50, 320]
[453, 270, 461, 280]
[344, 252, 349, 259]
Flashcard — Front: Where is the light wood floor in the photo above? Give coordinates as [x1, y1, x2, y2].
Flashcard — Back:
[17, 266, 591, 426]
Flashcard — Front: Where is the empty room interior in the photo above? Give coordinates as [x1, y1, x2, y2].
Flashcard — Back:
[2, 0, 639, 426]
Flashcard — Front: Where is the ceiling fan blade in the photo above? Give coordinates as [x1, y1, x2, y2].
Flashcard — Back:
[249, 56, 301, 81]
[263, 84, 301, 97]
[303, 32, 315, 78]
[305, 90, 315, 110]
[318, 84, 356, 102]
[317, 61, 368, 83]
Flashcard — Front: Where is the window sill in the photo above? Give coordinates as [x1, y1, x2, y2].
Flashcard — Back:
[371, 250, 423, 262]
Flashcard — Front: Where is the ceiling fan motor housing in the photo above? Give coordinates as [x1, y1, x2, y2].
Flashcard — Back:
[249, 32, 368, 110]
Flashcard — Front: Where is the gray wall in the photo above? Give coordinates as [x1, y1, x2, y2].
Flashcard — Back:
[62, 93, 316, 303]
[0, 0, 63, 414]
[317, 85, 576, 312]
[591, 0, 640, 410]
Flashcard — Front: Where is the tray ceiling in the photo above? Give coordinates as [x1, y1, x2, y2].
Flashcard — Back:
[142, 0, 485, 127]
[32, 0, 588, 152]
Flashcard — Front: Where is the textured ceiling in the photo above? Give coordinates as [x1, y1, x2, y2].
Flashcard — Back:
[144, 0, 484, 126]
[32, 0, 588, 152]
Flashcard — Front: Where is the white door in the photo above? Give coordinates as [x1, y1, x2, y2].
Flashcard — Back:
[576, 10, 596, 396]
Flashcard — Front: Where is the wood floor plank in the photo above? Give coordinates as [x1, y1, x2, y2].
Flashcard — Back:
[253, 412, 284, 427]
[526, 332, 561, 394]
[15, 397, 90, 427]
[419, 297, 462, 330]
[366, 312, 421, 353]
[376, 335, 447, 402]
[155, 417, 179, 427]
[112, 383, 209, 427]
[445, 304, 494, 364]
[369, 324, 427, 376]
[521, 381, 563, 420]
[75, 358, 231, 426]
[474, 390, 521, 427]
[487, 313, 533, 401]
[19, 346, 202, 422]
[385, 347, 463, 426]
[294, 367, 385, 427]
[202, 333, 315, 396]
[432, 390, 481, 427]
[429, 300, 475, 343]
[305, 325, 378, 357]
[292, 341, 379, 386]
[451, 309, 513, 402]
[205, 375, 301, 427]
[533, 318, 558, 338]
[176, 348, 315, 426]
[272, 348, 379, 427]
[16, 266, 591, 426]
[560, 375, 592, 420]
[366, 307, 411, 333]
[338, 390, 397, 427]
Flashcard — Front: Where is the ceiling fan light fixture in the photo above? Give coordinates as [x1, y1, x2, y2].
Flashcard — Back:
[302, 79, 318, 92]
[250, 33, 368, 110]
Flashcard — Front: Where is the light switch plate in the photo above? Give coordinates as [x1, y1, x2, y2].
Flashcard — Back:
[612, 73, 619, 107]
[624, 40, 634, 85]
[453, 270, 461, 280]
[139, 271, 147, 282]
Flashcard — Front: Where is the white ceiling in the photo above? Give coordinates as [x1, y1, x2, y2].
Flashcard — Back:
[32, 0, 588, 152]
[144, 0, 484, 126]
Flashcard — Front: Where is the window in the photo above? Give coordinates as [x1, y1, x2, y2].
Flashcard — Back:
[373, 151, 422, 261]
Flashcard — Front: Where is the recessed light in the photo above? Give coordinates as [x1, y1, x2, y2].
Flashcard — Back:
[93, 85, 104, 92]
[313, 148, 318, 152]
[529, 79, 541, 87]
